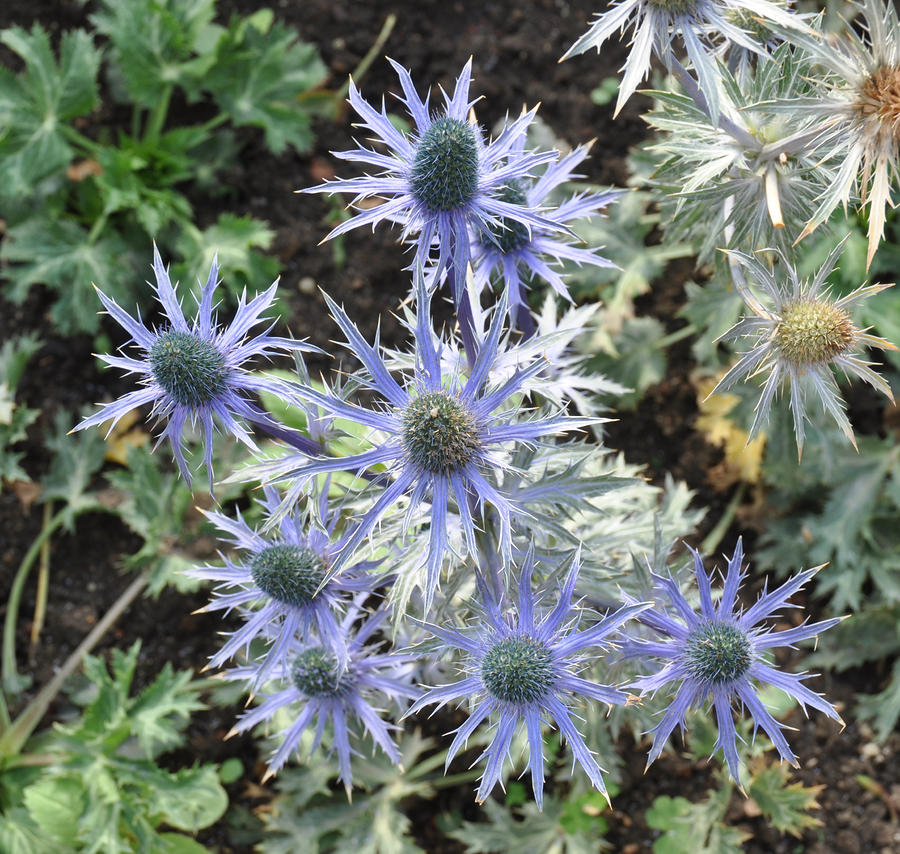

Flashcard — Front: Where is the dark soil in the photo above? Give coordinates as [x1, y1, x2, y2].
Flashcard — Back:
[2, 1, 898, 853]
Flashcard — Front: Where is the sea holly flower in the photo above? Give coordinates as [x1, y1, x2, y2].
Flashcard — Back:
[786, 0, 900, 267]
[301, 58, 559, 302]
[625, 539, 843, 786]
[75, 245, 319, 491]
[470, 139, 620, 330]
[408, 548, 650, 808]
[185, 485, 380, 688]
[561, 0, 810, 121]
[711, 238, 895, 455]
[241, 271, 593, 610]
[226, 606, 420, 789]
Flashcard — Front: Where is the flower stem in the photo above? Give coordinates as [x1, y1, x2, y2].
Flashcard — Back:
[28, 502, 53, 656]
[2, 508, 68, 696]
[144, 84, 173, 144]
[333, 14, 397, 118]
[0, 567, 152, 757]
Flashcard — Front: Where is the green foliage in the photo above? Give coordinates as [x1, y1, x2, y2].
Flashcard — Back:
[260, 731, 439, 854]
[0, 643, 225, 854]
[646, 788, 749, 854]
[450, 788, 616, 854]
[0, 26, 101, 197]
[677, 278, 743, 368]
[105, 445, 202, 596]
[1, 4, 327, 334]
[748, 763, 823, 837]
[0, 335, 40, 484]
[588, 316, 668, 409]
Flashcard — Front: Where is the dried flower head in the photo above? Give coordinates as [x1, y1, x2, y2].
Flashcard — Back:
[75, 246, 317, 491]
[624, 539, 843, 786]
[711, 238, 895, 455]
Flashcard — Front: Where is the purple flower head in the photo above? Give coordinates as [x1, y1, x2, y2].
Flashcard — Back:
[625, 539, 843, 787]
[186, 484, 381, 689]
[561, 0, 811, 121]
[407, 548, 650, 808]
[75, 245, 318, 492]
[470, 140, 620, 329]
[301, 59, 560, 302]
[226, 604, 420, 791]
[243, 271, 594, 612]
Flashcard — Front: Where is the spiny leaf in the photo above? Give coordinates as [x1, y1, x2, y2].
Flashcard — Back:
[747, 762, 822, 837]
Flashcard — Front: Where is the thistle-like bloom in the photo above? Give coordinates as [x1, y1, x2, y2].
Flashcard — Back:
[782, 0, 900, 268]
[75, 246, 317, 491]
[186, 485, 379, 688]
[712, 239, 895, 455]
[470, 139, 620, 329]
[625, 540, 843, 785]
[243, 273, 592, 609]
[561, 0, 809, 120]
[302, 59, 558, 301]
[227, 606, 419, 790]
[644, 42, 838, 263]
[408, 550, 649, 808]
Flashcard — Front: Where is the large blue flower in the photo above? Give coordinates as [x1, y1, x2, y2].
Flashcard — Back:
[470, 140, 620, 330]
[75, 245, 318, 491]
[408, 549, 649, 808]
[624, 539, 843, 786]
[226, 605, 419, 790]
[301, 59, 559, 303]
[186, 485, 381, 689]
[242, 272, 593, 610]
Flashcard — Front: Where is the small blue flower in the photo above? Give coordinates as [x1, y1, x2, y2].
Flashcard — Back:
[302, 59, 559, 302]
[226, 605, 420, 790]
[75, 245, 318, 491]
[625, 539, 843, 786]
[408, 549, 649, 808]
[186, 485, 380, 688]
[471, 140, 620, 329]
[243, 272, 594, 610]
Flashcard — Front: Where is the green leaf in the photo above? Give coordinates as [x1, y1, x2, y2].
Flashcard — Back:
[23, 777, 85, 843]
[41, 410, 106, 525]
[589, 316, 667, 409]
[106, 445, 198, 596]
[748, 763, 822, 837]
[173, 214, 281, 308]
[1, 214, 137, 335]
[856, 658, 900, 742]
[646, 787, 749, 854]
[678, 279, 743, 367]
[149, 766, 228, 831]
[129, 663, 204, 757]
[91, 0, 218, 107]
[0, 25, 100, 197]
[157, 834, 213, 854]
[0, 334, 41, 485]
[0, 807, 63, 854]
[203, 17, 328, 153]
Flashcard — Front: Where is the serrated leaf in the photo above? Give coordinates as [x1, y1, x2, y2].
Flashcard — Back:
[129, 663, 204, 757]
[0, 25, 101, 197]
[90, 0, 217, 108]
[23, 777, 85, 843]
[203, 18, 328, 153]
[747, 763, 822, 837]
[41, 410, 106, 525]
[173, 213, 281, 309]
[1, 214, 137, 335]
[856, 658, 900, 742]
[678, 279, 743, 367]
[0, 807, 64, 854]
[589, 316, 667, 409]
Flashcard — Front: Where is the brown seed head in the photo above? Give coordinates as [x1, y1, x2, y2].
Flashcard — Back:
[859, 66, 900, 137]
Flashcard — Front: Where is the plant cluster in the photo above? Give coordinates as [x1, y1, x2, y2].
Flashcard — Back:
[5, 0, 900, 850]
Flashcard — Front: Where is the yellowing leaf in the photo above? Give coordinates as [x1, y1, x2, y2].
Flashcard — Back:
[696, 375, 765, 484]
[101, 408, 150, 465]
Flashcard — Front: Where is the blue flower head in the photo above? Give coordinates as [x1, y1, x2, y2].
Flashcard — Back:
[75, 245, 318, 491]
[243, 271, 594, 611]
[186, 484, 380, 689]
[226, 604, 420, 791]
[470, 140, 620, 329]
[302, 59, 560, 301]
[408, 548, 649, 808]
[626, 539, 843, 787]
